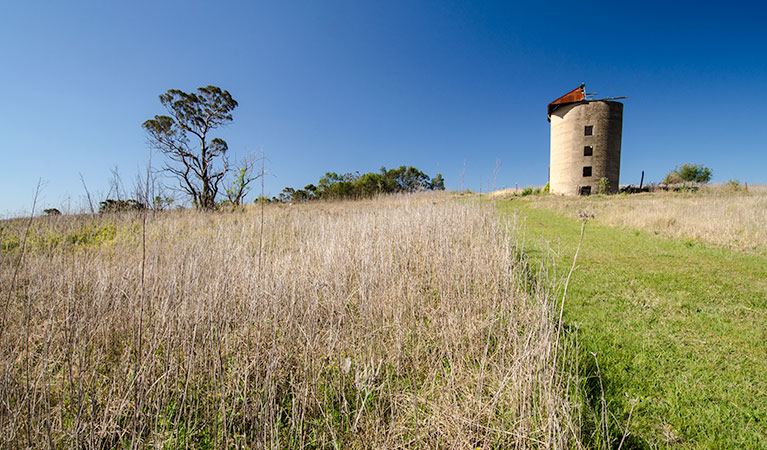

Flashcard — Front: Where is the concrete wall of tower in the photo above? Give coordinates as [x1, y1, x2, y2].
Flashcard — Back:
[549, 100, 623, 195]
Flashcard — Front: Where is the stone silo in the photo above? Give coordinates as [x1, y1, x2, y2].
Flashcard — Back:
[548, 85, 623, 195]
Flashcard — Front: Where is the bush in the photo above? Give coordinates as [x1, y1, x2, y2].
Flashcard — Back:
[677, 183, 699, 193]
[664, 164, 712, 184]
[98, 199, 145, 214]
[519, 186, 547, 196]
[254, 195, 274, 204]
[596, 177, 609, 194]
[152, 196, 174, 211]
[520, 187, 534, 196]
[662, 171, 683, 184]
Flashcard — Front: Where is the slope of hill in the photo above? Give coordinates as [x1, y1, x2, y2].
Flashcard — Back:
[500, 188, 767, 448]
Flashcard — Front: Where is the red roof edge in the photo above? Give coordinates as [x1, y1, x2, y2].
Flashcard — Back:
[547, 84, 585, 121]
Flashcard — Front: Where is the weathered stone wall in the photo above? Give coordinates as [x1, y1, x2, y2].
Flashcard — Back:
[550, 101, 623, 195]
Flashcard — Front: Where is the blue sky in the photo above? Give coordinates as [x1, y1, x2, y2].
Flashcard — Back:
[1, 1, 765, 215]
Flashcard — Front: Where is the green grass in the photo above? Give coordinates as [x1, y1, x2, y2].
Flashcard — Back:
[498, 198, 767, 449]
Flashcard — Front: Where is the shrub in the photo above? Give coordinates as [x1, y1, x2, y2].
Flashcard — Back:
[663, 171, 683, 184]
[152, 196, 174, 211]
[254, 195, 274, 204]
[677, 183, 699, 193]
[596, 177, 609, 194]
[66, 223, 117, 246]
[664, 164, 712, 184]
[0, 228, 20, 253]
[98, 199, 145, 213]
[521, 187, 534, 196]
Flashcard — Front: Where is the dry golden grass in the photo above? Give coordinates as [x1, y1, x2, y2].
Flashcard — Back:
[0, 193, 580, 449]
[508, 185, 767, 254]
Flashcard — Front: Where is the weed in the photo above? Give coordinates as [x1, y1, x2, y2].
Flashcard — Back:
[725, 179, 741, 191]
[521, 186, 534, 196]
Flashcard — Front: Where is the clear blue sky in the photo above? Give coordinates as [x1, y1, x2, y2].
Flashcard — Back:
[2, 0, 766, 215]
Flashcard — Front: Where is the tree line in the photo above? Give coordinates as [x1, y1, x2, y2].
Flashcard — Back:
[274, 166, 444, 203]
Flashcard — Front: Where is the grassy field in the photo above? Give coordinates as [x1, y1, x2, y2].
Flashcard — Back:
[497, 188, 767, 449]
[0, 194, 581, 449]
[503, 185, 767, 255]
[4, 187, 763, 448]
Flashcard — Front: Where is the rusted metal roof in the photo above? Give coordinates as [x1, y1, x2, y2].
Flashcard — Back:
[547, 84, 585, 121]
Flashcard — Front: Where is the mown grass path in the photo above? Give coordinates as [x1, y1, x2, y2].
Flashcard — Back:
[498, 198, 767, 449]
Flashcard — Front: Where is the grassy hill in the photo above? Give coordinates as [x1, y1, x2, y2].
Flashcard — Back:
[3, 187, 764, 448]
[498, 187, 767, 449]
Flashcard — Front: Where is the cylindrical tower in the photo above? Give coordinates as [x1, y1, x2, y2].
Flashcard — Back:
[548, 90, 623, 195]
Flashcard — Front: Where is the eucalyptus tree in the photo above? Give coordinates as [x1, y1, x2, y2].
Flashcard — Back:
[143, 86, 238, 209]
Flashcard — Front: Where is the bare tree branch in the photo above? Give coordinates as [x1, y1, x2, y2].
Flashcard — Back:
[79, 173, 95, 215]
[225, 152, 263, 206]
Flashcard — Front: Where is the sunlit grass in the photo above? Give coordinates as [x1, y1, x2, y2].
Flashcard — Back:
[1, 193, 580, 449]
[502, 184, 767, 255]
[499, 188, 767, 448]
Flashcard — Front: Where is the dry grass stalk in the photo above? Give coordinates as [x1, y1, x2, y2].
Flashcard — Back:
[1, 193, 579, 448]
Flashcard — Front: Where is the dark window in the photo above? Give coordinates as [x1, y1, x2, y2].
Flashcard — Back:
[584, 146, 593, 156]
[580, 186, 591, 196]
[583, 166, 592, 177]
[584, 125, 593, 136]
